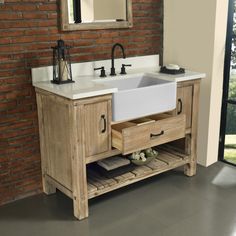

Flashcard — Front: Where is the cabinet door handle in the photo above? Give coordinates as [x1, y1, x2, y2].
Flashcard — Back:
[101, 115, 106, 133]
[150, 130, 164, 138]
[177, 98, 183, 114]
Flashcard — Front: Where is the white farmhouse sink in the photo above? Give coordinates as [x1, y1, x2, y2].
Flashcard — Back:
[95, 74, 176, 122]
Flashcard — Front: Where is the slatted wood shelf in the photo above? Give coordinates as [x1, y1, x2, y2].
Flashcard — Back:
[87, 149, 190, 199]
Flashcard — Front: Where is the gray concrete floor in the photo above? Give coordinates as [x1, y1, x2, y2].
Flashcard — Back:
[0, 162, 236, 236]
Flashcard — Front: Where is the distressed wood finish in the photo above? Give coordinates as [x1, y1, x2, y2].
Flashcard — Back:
[184, 80, 201, 176]
[41, 148, 191, 200]
[86, 149, 121, 164]
[60, 0, 133, 31]
[112, 114, 186, 154]
[87, 149, 190, 199]
[36, 94, 56, 195]
[72, 104, 88, 219]
[177, 85, 193, 129]
[167, 79, 201, 176]
[84, 100, 111, 157]
[45, 175, 73, 199]
[41, 95, 73, 190]
[35, 78, 202, 220]
[36, 90, 112, 220]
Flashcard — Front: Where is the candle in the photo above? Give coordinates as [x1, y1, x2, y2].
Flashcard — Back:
[59, 59, 68, 81]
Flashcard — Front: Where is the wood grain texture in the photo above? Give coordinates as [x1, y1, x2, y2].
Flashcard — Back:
[86, 149, 121, 164]
[72, 104, 89, 220]
[45, 175, 73, 199]
[74, 94, 112, 106]
[36, 78, 202, 220]
[84, 101, 111, 157]
[177, 85, 193, 129]
[87, 149, 190, 199]
[112, 114, 186, 154]
[184, 80, 201, 176]
[40, 95, 73, 190]
[36, 90, 113, 220]
[167, 79, 201, 176]
[36, 93, 56, 195]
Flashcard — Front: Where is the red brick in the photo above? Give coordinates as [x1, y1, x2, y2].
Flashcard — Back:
[0, 0, 163, 207]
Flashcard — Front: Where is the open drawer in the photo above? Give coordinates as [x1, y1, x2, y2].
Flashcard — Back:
[112, 114, 186, 155]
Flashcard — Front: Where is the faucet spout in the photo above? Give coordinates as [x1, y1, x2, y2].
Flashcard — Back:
[110, 43, 126, 76]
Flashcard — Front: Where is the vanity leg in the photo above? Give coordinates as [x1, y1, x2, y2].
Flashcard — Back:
[184, 162, 197, 176]
[71, 105, 89, 220]
[42, 173, 56, 195]
[184, 133, 197, 177]
[73, 194, 88, 220]
[184, 81, 200, 177]
[72, 158, 89, 220]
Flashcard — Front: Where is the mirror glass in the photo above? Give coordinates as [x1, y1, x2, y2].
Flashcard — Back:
[61, 0, 132, 31]
[68, 0, 127, 24]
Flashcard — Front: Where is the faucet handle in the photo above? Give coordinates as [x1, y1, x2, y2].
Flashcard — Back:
[120, 64, 132, 75]
[94, 66, 106, 78]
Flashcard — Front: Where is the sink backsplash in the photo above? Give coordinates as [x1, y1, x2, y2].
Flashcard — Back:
[32, 55, 159, 84]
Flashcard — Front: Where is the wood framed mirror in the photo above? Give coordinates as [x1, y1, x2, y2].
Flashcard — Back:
[60, 0, 133, 31]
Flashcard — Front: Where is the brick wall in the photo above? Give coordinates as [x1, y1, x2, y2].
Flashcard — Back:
[0, 0, 163, 205]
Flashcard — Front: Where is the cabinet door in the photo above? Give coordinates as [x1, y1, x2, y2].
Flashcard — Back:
[177, 85, 193, 129]
[84, 100, 111, 157]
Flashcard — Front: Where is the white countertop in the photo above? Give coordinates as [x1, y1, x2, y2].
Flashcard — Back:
[148, 70, 206, 82]
[33, 76, 118, 100]
[32, 55, 205, 100]
[33, 68, 205, 100]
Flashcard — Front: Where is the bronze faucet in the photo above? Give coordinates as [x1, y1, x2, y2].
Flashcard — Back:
[110, 43, 126, 76]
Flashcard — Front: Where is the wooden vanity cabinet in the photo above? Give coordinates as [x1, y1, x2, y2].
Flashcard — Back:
[36, 89, 112, 219]
[35, 78, 201, 221]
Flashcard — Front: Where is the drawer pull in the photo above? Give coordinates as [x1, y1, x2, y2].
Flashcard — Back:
[150, 131, 164, 138]
[177, 99, 183, 114]
[101, 115, 107, 133]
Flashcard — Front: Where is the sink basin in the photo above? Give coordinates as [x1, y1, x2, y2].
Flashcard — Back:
[96, 74, 176, 121]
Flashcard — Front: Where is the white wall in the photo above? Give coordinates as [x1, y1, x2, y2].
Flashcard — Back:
[164, 0, 228, 166]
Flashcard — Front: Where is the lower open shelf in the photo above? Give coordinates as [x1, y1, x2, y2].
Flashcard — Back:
[87, 148, 190, 199]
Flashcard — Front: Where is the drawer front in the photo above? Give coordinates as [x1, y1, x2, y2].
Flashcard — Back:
[113, 114, 186, 154]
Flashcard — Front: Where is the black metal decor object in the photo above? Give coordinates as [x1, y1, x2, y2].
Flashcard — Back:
[150, 131, 164, 139]
[101, 115, 107, 133]
[51, 40, 74, 85]
[73, 0, 82, 23]
[177, 99, 183, 114]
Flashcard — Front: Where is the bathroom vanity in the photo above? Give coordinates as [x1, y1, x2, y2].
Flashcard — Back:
[33, 56, 205, 220]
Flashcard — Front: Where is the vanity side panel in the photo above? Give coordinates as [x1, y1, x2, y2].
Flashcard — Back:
[37, 93, 73, 190]
[36, 93, 56, 195]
